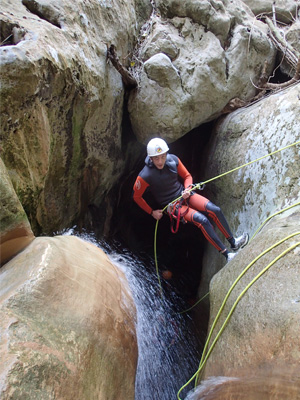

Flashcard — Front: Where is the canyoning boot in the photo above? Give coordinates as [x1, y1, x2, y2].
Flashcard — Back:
[231, 233, 249, 251]
[226, 252, 237, 262]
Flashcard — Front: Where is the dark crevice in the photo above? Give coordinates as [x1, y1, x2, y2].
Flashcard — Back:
[0, 21, 27, 46]
[269, 53, 294, 84]
[22, 0, 62, 28]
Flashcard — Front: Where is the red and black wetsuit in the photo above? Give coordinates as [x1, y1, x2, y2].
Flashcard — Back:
[133, 154, 234, 253]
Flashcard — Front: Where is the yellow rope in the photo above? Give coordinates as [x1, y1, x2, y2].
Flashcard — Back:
[194, 139, 300, 188]
[176, 232, 300, 399]
[176, 200, 300, 314]
[249, 201, 300, 242]
[178, 292, 210, 314]
[154, 220, 164, 297]
[154, 139, 300, 297]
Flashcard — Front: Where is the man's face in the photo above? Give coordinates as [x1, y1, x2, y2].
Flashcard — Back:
[151, 153, 167, 169]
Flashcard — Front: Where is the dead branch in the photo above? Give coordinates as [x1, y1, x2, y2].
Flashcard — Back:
[221, 19, 300, 115]
[107, 44, 138, 90]
[265, 17, 299, 71]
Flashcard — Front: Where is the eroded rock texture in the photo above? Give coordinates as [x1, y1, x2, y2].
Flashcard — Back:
[194, 83, 299, 386]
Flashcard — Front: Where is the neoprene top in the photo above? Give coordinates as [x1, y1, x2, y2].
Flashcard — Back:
[133, 154, 193, 214]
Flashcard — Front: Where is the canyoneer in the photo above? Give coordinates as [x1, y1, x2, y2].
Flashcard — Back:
[133, 137, 249, 261]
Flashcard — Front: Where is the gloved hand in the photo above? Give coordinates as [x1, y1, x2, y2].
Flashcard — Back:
[181, 188, 191, 199]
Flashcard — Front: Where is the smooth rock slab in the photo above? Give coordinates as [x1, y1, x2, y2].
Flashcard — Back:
[0, 235, 137, 400]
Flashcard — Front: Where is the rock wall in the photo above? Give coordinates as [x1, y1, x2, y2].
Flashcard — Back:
[195, 83, 300, 383]
[242, 0, 298, 23]
[2, 0, 297, 238]
[198, 83, 300, 297]
[0, 0, 150, 235]
[202, 209, 300, 379]
[1, 1, 299, 397]
[0, 158, 34, 265]
[0, 235, 137, 400]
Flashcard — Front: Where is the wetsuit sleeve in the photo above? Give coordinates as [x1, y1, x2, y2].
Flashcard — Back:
[133, 176, 153, 214]
[177, 158, 193, 188]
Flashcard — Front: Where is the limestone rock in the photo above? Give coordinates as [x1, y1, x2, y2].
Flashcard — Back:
[128, 0, 276, 142]
[280, 21, 300, 77]
[241, 0, 298, 23]
[197, 83, 300, 297]
[193, 83, 300, 384]
[0, 158, 34, 265]
[0, 0, 148, 234]
[0, 235, 137, 399]
[188, 365, 300, 399]
[202, 210, 300, 378]
[144, 53, 181, 88]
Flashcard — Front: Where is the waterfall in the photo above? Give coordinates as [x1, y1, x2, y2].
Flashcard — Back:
[108, 246, 204, 400]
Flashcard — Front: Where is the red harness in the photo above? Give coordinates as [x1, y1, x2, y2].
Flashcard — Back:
[167, 198, 189, 233]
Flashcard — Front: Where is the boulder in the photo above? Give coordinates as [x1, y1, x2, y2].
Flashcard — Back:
[187, 365, 300, 399]
[241, 0, 298, 23]
[128, 0, 276, 142]
[0, 235, 137, 399]
[201, 209, 300, 378]
[198, 83, 300, 297]
[191, 82, 300, 386]
[0, 158, 34, 265]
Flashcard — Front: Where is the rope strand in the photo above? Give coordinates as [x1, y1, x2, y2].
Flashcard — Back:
[177, 234, 300, 399]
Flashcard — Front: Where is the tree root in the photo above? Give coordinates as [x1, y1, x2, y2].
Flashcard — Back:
[107, 44, 138, 90]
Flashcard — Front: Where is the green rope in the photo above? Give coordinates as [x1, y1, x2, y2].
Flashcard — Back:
[176, 201, 300, 314]
[176, 232, 300, 399]
[154, 139, 300, 297]
[249, 201, 300, 242]
[193, 139, 300, 187]
[178, 291, 210, 314]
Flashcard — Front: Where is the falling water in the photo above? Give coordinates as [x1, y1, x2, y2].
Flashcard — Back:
[184, 370, 300, 400]
[108, 246, 203, 400]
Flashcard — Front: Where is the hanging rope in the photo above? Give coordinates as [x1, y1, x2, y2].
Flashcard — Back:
[177, 233, 300, 399]
[192, 139, 300, 189]
[249, 201, 300, 242]
[154, 139, 300, 297]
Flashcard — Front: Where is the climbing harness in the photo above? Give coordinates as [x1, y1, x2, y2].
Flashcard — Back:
[176, 232, 300, 399]
[167, 184, 205, 234]
[154, 139, 300, 297]
[167, 198, 189, 234]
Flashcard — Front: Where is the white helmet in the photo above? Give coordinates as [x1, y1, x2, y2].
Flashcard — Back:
[147, 138, 169, 157]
